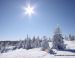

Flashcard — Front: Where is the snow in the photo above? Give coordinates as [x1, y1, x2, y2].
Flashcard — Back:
[0, 48, 75, 58]
[64, 40, 75, 49]
[0, 48, 49, 58]
[0, 40, 75, 58]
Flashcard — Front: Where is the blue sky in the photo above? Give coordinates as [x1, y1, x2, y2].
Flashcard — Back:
[0, 0, 75, 40]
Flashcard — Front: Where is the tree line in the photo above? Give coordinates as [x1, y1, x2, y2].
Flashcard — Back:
[0, 26, 75, 53]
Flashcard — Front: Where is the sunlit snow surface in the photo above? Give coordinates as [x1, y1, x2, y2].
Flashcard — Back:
[0, 40, 75, 58]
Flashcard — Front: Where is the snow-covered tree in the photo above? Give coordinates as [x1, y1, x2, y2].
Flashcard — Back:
[41, 36, 50, 52]
[0, 42, 3, 53]
[0, 42, 6, 53]
[31, 36, 36, 48]
[64, 35, 69, 40]
[31, 36, 41, 48]
[17, 40, 23, 49]
[69, 34, 75, 41]
[52, 25, 66, 50]
[22, 39, 26, 49]
[26, 38, 32, 49]
[34, 36, 41, 48]
[48, 37, 52, 42]
[24, 35, 32, 49]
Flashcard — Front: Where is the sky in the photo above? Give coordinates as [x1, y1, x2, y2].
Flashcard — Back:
[0, 0, 75, 40]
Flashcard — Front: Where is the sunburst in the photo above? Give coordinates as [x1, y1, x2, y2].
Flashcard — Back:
[24, 4, 35, 16]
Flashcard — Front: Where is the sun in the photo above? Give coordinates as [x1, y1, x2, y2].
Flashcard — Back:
[24, 4, 35, 16]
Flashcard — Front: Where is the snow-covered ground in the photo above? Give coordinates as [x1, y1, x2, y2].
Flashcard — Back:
[64, 40, 75, 49]
[0, 40, 75, 58]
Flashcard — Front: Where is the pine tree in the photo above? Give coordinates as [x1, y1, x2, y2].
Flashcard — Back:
[31, 36, 36, 48]
[17, 40, 23, 49]
[25, 35, 32, 49]
[64, 35, 69, 40]
[69, 34, 75, 41]
[52, 25, 66, 50]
